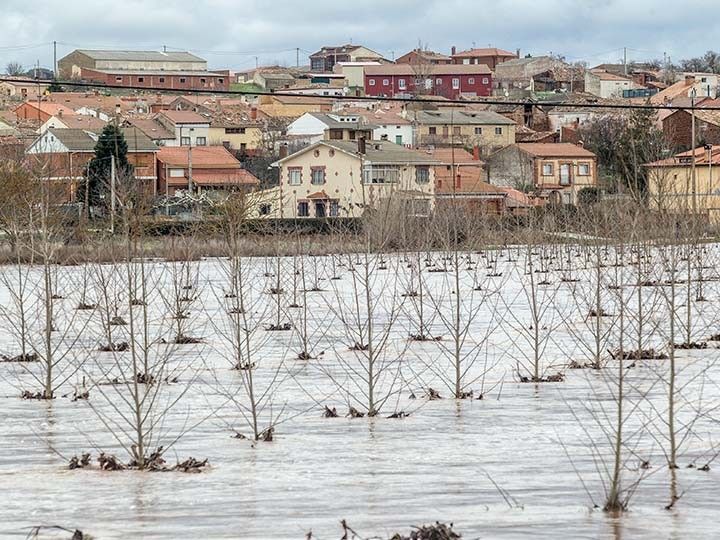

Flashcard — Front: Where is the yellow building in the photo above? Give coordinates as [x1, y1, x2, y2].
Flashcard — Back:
[410, 109, 516, 153]
[646, 146, 720, 220]
[257, 95, 333, 118]
[208, 122, 263, 154]
[270, 139, 439, 218]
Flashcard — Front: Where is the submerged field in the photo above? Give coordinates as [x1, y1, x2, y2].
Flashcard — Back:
[1, 244, 719, 539]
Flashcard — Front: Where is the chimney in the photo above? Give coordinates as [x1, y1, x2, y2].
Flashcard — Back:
[685, 74, 696, 84]
[451, 46, 457, 56]
[357, 136, 366, 155]
[472, 145, 480, 160]
[279, 143, 289, 159]
[250, 106, 258, 121]
[576, 140, 584, 148]
[58, 109, 63, 118]
[516, 48, 521, 58]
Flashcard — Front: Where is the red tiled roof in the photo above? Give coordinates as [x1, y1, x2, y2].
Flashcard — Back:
[159, 110, 209, 124]
[452, 48, 517, 58]
[516, 143, 596, 158]
[157, 145, 242, 167]
[16, 102, 74, 116]
[646, 145, 720, 167]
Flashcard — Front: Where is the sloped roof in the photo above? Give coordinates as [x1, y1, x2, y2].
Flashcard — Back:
[645, 145, 720, 167]
[158, 110, 209, 124]
[412, 109, 515, 125]
[127, 118, 175, 140]
[72, 49, 205, 63]
[17, 102, 75, 116]
[452, 48, 516, 58]
[308, 113, 377, 130]
[517, 142, 596, 158]
[276, 140, 440, 166]
[157, 145, 242, 167]
[56, 114, 107, 131]
[45, 128, 96, 151]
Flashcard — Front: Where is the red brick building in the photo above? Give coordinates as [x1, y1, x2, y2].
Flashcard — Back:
[14, 102, 75, 123]
[364, 64, 493, 99]
[662, 105, 720, 151]
[80, 68, 230, 92]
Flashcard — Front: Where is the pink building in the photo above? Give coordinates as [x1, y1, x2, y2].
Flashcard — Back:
[364, 64, 492, 99]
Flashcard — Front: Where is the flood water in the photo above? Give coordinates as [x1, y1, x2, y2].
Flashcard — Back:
[1, 246, 718, 539]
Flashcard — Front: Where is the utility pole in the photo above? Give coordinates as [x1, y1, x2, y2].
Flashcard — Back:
[255, 56, 259, 69]
[623, 47, 628, 76]
[53, 41, 57, 79]
[691, 87, 698, 214]
[110, 154, 116, 235]
[296, 47, 300, 68]
[163, 44, 167, 53]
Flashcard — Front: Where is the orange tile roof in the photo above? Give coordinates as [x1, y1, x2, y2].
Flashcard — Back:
[17, 102, 74, 116]
[159, 110, 209, 124]
[452, 47, 517, 58]
[157, 145, 242, 167]
[516, 143, 596, 158]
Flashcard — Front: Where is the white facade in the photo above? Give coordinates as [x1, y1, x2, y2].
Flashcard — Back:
[372, 122, 413, 147]
[26, 130, 81, 153]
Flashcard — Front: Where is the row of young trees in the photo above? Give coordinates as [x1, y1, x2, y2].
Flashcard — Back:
[0, 158, 718, 515]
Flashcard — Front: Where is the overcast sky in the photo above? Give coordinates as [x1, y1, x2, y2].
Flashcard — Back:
[2, 0, 717, 72]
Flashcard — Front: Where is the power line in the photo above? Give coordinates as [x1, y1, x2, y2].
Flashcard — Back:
[1, 75, 713, 112]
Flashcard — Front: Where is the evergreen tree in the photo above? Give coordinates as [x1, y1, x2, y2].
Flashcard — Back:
[80, 124, 132, 210]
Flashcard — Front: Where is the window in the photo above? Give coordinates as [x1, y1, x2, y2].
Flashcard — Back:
[429, 126, 437, 135]
[311, 167, 326, 185]
[542, 163, 554, 176]
[398, 78, 407, 90]
[578, 163, 590, 176]
[297, 201, 309, 217]
[482, 77, 489, 84]
[560, 164, 571, 185]
[159, 77, 165, 83]
[288, 168, 302, 185]
[240, 143, 247, 152]
[495, 127, 503, 135]
[363, 166, 400, 184]
[315, 201, 326, 218]
[453, 126, 461, 135]
[468, 78, 475, 84]
[116, 76, 123, 82]
[425, 78, 433, 89]
[395, 134, 403, 145]
[383, 79, 390, 86]
[218, 78, 224, 84]
[329, 200, 339, 217]
[474, 127, 483, 135]
[179, 77, 186, 83]
[259, 203, 271, 215]
[200, 78, 207, 85]
[181, 136, 191, 146]
[196, 137, 207, 146]
[436, 78, 443, 85]
[138, 77, 144, 83]
[416, 166, 430, 184]
[329, 129, 343, 140]
[452, 78, 460, 89]
[169, 168, 185, 178]
[369, 79, 376, 86]
[225, 127, 246, 134]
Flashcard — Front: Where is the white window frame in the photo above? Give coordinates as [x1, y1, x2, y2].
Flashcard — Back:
[416, 166, 430, 184]
[468, 78, 475, 84]
[482, 77, 489, 84]
[369, 79, 376, 86]
[542, 163, 554, 176]
[288, 168, 302, 185]
[452, 78, 460, 89]
[398, 78, 407, 90]
[383, 79, 390, 86]
[495, 127, 503, 135]
[578, 163, 590, 176]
